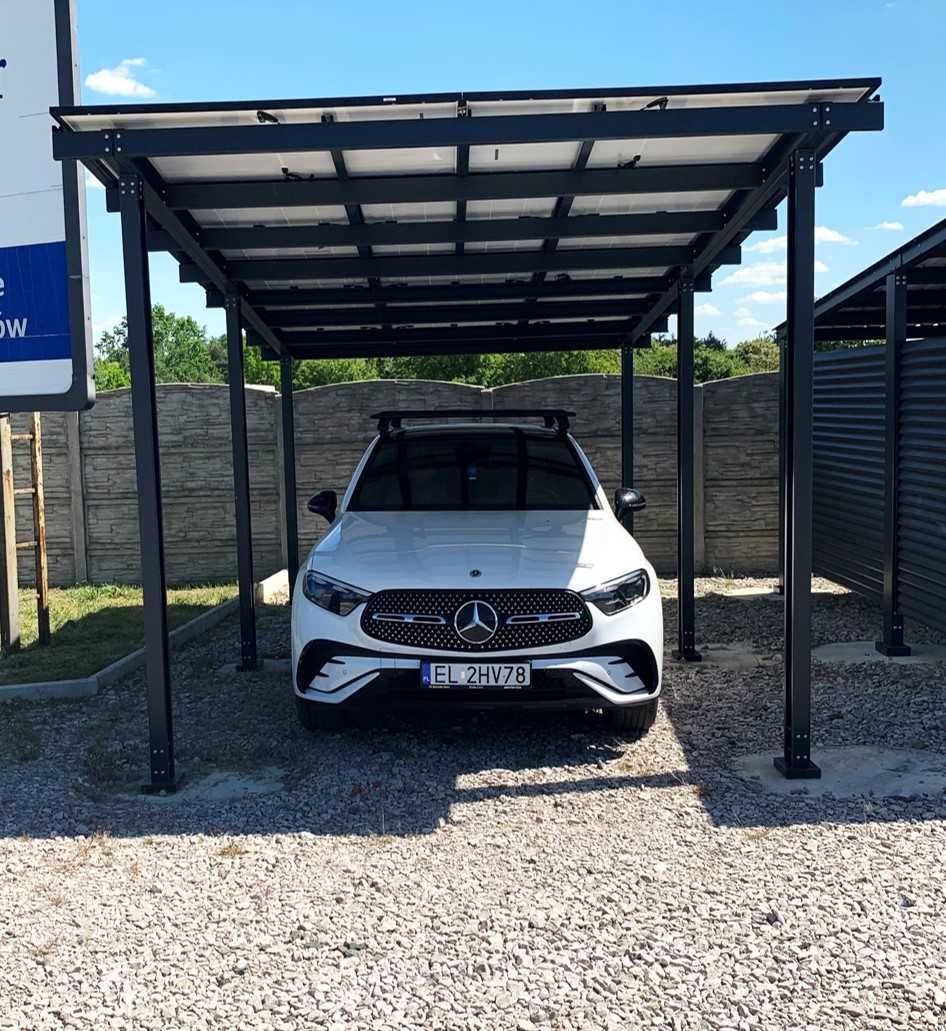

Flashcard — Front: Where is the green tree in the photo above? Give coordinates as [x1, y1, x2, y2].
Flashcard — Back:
[92, 358, 131, 390]
[733, 335, 780, 373]
[96, 305, 224, 386]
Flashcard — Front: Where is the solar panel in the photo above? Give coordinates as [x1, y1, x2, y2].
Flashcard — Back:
[53, 78, 883, 359]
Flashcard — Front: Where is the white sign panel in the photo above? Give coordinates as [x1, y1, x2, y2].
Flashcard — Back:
[0, 0, 93, 411]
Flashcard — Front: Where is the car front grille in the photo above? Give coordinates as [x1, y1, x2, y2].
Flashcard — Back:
[361, 588, 593, 652]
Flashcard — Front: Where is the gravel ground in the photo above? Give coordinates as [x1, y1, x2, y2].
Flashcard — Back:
[1, 577, 945, 1030]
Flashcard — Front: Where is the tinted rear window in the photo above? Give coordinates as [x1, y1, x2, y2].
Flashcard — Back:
[350, 431, 597, 511]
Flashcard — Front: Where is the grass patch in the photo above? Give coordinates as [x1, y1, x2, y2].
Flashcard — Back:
[0, 583, 236, 686]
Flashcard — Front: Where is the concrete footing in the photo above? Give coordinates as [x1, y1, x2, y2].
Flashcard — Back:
[813, 640, 946, 665]
[735, 746, 946, 798]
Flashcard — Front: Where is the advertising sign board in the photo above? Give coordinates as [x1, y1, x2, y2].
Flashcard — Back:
[0, 0, 94, 411]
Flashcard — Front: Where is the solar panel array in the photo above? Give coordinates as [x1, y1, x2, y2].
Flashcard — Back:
[55, 80, 881, 359]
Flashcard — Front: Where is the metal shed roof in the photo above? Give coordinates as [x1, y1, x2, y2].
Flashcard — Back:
[808, 217, 946, 341]
[52, 78, 883, 360]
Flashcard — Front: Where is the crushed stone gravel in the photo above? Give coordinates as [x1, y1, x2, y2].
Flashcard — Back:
[1, 577, 944, 1030]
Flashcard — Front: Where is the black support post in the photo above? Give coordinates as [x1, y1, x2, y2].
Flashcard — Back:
[118, 173, 175, 793]
[620, 342, 636, 533]
[776, 328, 786, 596]
[876, 272, 910, 656]
[225, 290, 258, 671]
[280, 355, 300, 598]
[674, 276, 701, 662]
[775, 149, 821, 780]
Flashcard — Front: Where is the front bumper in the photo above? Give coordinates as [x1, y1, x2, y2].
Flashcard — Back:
[292, 569, 663, 711]
[293, 639, 660, 711]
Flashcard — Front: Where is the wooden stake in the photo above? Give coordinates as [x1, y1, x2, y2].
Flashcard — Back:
[30, 413, 50, 645]
[0, 415, 20, 654]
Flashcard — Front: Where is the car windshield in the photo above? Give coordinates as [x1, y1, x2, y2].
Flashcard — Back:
[349, 429, 598, 511]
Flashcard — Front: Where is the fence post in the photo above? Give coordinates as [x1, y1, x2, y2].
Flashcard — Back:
[876, 272, 910, 656]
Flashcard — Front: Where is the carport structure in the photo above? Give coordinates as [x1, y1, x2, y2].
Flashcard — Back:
[50, 79, 883, 792]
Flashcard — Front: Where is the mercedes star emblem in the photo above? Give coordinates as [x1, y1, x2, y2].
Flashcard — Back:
[454, 600, 499, 645]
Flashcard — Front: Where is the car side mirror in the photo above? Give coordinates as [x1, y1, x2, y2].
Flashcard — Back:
[614, 487, 646, 523]
[307, 489, 337, 523]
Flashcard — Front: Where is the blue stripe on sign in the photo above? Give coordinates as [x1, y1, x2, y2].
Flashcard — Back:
[0, 241, 71, 364]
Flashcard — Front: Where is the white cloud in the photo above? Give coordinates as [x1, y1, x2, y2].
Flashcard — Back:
[695, 302, 721, 317]
[902, 188, 946, 208]
[735, 307, 766, 330]
[815, 226, 857, 246]
[738, 290, 787, 305]
[85, 58, 156, 98]
[872, 221, 904, 231]
[722, 259, 827, 288]
[721, 262, 785, 287]
[745, 236, 786, 255]
[745, 226, 855, 254]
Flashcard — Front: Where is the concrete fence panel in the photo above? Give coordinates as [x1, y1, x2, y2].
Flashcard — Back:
[16, 372, 782, 586]
[702, 372, 779, 573]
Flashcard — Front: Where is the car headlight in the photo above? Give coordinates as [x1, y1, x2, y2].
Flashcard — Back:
[302, 571, 371, 616]
[581, 569, 650, 615]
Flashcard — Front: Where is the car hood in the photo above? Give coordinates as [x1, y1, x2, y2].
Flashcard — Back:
[308, 509, 646, 593]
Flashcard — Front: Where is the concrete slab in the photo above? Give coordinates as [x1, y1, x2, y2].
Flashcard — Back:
[813, 640, 946, 666]
[133, 766, 286, 804]
[734, 746, 946, 798]
[722, 586, 783, 603]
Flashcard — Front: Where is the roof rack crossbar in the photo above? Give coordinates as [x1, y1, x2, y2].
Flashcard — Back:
[371, 408, 576, 435]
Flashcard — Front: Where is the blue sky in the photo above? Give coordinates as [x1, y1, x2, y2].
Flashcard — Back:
[76, 0, 946, 347]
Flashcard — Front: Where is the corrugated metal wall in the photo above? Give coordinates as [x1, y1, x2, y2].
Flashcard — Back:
[812, 338, 946, 635]
[897, 337, 946, 631]
[812, 347, 886, 600]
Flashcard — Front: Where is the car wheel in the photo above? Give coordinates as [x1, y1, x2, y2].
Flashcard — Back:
[295, 695, 346, 732]
[608, 699, 658, 736]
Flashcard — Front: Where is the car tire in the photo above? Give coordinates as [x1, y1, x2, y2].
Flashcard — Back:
[608, 699, 658, 736]
[295, 696, 346, 732]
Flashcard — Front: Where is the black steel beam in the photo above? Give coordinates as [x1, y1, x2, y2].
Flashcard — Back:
[817, 291, 946, 326]
[225, 291, 258, 671]
[534, 101, 605, 289]
[876, 271, 910, 656]
[279, 320, 637, 348]
[264, 298, 656, 328]
[54, 101, 884, 160]
[182, 245, 741, 284]
[811, 220, 946, 324]
[163, 163, 766, 210]
[274, 326, 667, 361]
[674, 273, 701, 662]
[280, 355, 299, 599]
[776, 148, 820, 780]
[208, 274, 711, 309]
[147, 209, 773, 253]
[121, 157, 284, 357]
[455, 101, 470, 256]
[118, 173, 176, 794]
[631, 101, 884, 345]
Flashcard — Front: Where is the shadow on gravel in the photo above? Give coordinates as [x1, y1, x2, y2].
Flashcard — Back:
[1, 589, 944, 841]
[658, 586, 946, 830]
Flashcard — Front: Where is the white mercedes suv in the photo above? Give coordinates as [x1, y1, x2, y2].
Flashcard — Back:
[290, 409, 663, 734]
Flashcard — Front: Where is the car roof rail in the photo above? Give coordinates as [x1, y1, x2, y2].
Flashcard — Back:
[372, 408, 576, 436]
